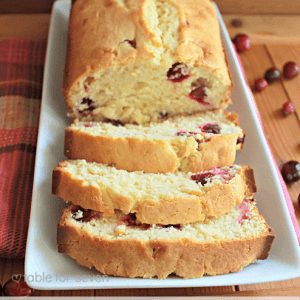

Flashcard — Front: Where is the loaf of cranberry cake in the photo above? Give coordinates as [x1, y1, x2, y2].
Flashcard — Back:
[65, 110, 244, 173]
[57, 199, 275, 279]
[63, 0, 232, 124]
[52, 160, 256, 225]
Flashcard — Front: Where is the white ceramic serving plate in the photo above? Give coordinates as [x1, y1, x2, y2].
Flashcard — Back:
[25, 0, 300, 290]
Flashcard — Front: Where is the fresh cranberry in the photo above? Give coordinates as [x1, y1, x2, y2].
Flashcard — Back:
[232, 34, 251, 53]
[283, 61, 299, 79]
[254, 78, 268, 92]
[3, 277, 34, 297]
[167, 63, 190, 83]
[231, 19, 243, 27]
[281, 101, 295, 116]
[281, 161, 300, 183]
[237, 135, 245, 145]
[199, 123, 221, 134]
[103, 118, 124, 126]
[71, 206, 97, 222]
[191, 171, 213, 185]
[265, 68, 281, 83]
[189, 86, 209, 105]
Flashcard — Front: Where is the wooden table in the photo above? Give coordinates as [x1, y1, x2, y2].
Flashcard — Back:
[1, 13, 300, 297]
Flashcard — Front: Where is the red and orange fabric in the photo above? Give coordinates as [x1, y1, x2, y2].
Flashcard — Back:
[0, 38, 46, 258]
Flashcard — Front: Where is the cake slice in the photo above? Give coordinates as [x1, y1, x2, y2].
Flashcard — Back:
[52, 160, 256, 224]
[57, 199, 275, 279]
[65, 110, 244, 174]
[63, 0, 232, 124]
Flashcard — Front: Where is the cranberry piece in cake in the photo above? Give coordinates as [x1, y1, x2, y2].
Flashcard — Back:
[120, 214, 150, 230]
[124, 39, 136, 49]
[237, 135, 245, 145]
[3, 277, 34, 297]
[78, 98, 96, 116]
[191, 171, 214, 185]
[189, 86, 209, 105]
[167, 63, 190, 83]
[198, 123, 221, 134]
[71, 206, 98, 222]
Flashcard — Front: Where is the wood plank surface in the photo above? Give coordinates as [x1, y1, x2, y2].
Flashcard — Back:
[214, 0, 300, 14]
[1, 0, 300, 14]
[2, 14, 300, 45]
[237, 44, 300, 292]
[223, 15, 300, 44]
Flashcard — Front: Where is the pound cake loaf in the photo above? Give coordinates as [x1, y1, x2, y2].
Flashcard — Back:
[63, 0, 232, 124]
[52, 160, 256, 224]
[58, 199, 275, 279]
[65, 110, 244, 173]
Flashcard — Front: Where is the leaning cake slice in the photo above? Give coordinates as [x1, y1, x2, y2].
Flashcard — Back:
[57, 199, 275, 279]
[64, 110, 244, 173]
[52, 160, 256, 225]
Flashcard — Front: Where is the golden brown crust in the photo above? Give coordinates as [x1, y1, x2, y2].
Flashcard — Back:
[63, 0, 231, 96]
[57, 208, 275, 279]
[52, 164, 256, 224]
[65, 129, 180, 173]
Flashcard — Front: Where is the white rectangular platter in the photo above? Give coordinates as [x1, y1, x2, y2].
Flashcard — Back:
[25, 0, 300, 290]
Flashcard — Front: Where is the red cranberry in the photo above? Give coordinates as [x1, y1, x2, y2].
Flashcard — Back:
[231, 19, 243, 27]
[254, 78, 268, 92]
[167, 63, 190, 83]
[283, 61, 299, 79]
[79, 98, 96, 116]
[123, 39, 136, 48]
[281, 101, 295, 116]
[265, 68, 281, 83]
[281, 161, 300, 183]
[232, 34, 251, 53]
[103, 118, 124, 126]
[237, 135, 245, 145]
[71, 206, 97, 222]
[189, 86, 209, 105]
[199, 123, 221, 134]
[191, 171, 213, 185]
[121, 213, 137, 226]
[3, 277, 34, 297]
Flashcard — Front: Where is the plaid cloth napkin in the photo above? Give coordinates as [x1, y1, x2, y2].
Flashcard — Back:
[0, 38, 298, 259]
[0, 39, 46, 258]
